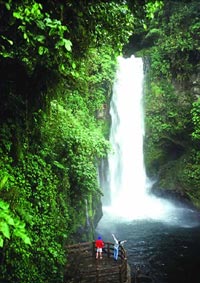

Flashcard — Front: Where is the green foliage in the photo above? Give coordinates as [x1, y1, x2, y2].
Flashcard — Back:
[0, 150, 68, 282]
[87, 2, 134, 52]
[127, 0, 163, 31]
[145, 0, 163, 20]
[144, 80, 191, 142]
[41, 99, 110, 198]
[175, 150, 200, 207]
[144, 1, 200, 79]
[1, 0, 73, 74]
[0, 0, 138, 281]
[148, 47, 171, 78]
[0, 199, 31, 247]
[191, 98, 200, 141]
[144, 74, 193, 177]
[142, 1, 200, 207]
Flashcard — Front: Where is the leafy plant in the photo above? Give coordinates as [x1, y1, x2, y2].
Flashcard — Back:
[191, 98, 200, 141]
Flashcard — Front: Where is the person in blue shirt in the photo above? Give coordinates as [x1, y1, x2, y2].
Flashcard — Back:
[112, 233, 127, 261]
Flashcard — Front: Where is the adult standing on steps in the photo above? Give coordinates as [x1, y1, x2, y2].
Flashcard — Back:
[95, 236, 104, 259]
[112, 233, 127, 261]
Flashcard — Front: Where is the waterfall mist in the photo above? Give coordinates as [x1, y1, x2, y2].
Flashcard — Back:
[100, 55, 191, 223]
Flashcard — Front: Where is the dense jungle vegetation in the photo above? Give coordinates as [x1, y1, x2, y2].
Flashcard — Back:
[0, 0, 199, 282]
[140, 0, 200, 206]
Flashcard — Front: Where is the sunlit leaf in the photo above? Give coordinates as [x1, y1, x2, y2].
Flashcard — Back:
[0, 222, 10, 239]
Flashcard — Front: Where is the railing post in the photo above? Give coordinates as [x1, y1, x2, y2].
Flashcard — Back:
[119, 264, 122, 283]
[92, 241, 95, 257]
[96, 268, 99, 283]
[124, 258, 127, 281]
[107, 242, 110, 258]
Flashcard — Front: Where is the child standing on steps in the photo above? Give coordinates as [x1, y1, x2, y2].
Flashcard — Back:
[95, 236, 104, 259]
[112, 233, 127, 261]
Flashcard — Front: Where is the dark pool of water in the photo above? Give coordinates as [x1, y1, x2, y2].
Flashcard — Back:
[96, 206, 200, 283]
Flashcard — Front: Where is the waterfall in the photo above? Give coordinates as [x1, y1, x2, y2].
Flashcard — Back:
[109, 56, 146, 201]
[102, 55, 177, 221]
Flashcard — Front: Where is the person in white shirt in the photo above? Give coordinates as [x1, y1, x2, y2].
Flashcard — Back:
[112, 233, 127, 261]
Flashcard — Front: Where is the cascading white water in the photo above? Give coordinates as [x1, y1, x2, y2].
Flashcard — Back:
[109, 56, 146, 200]
[103, 55, 178, 221]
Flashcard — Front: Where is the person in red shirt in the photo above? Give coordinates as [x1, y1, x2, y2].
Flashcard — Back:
[95, 236, 104, 259]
